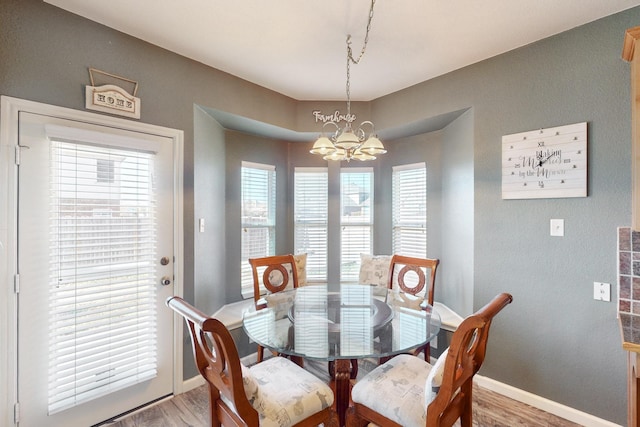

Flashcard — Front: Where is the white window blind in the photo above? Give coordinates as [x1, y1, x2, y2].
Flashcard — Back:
[48, 141, 158, 414]
[341, 169, 373, 282]
[241, 161, 276, 297]
[294, 167, 328, 283]
[392, 163, 427, 257]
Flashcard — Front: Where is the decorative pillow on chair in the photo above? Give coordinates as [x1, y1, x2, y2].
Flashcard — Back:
[265, 292, 296, 320]
[358, 254, 391, 297]
[425, 348, 449, 405]
[293, 253, 307, 286]
[386, 289, 424, 311]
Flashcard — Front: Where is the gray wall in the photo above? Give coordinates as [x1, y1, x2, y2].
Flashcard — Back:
[368, 10, 632, 422]
[440, 110, 474, 316]
[2, 0, 639, 424]
[374, 9, 640, 424]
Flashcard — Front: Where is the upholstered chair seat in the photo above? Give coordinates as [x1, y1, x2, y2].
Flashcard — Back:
[244, 356, 335, 427]
[350, 353, 445, 427]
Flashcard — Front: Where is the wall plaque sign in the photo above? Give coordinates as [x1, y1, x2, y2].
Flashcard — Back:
[85, 68, 140, 119]
[312, 110, 356, 124]
[502, 122, 587, 199]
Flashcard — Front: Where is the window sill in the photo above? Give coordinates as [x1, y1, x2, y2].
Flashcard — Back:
[212, 299, 254, 330]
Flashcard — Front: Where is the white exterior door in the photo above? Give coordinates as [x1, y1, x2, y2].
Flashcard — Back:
[15, 109, 179, 427]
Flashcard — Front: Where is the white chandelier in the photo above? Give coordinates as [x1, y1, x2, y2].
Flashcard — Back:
[310, 0, 386, 162]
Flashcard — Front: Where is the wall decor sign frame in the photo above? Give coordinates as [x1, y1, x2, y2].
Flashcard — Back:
[501, 122, 587, 200]
[85, 68, 140, 119]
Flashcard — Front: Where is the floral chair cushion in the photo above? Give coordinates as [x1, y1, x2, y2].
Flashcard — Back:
[241, 363, 261, 405]
[293, 253, 307, 286]
[351, 354, 431, 427]
[358, 254, 391, 297]
[248, 356, 334, 427]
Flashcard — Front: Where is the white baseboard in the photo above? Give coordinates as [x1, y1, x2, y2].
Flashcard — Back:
[474, 375, 622, 427]
[182, 374, 205, 393]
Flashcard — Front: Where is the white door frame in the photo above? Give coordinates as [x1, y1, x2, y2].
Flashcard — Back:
[0, 96, 185, 426]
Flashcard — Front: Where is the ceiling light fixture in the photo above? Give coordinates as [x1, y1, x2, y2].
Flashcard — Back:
[310, 0, 386, 162]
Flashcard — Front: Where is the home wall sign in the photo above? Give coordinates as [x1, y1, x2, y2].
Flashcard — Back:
[502, 122, 587, 199]
[85, 68, 140, 119]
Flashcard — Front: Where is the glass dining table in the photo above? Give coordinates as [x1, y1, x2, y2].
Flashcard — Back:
[242, 283, 441, 426]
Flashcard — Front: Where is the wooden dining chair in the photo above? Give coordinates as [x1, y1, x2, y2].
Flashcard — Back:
[346, 292, 513, 427]
[386, 254, 440, 361]
[166, 296, 339, 427]
[249, 254, 300, 362]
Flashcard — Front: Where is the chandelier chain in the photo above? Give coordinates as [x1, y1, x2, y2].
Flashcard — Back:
[345, 0, 376, 116]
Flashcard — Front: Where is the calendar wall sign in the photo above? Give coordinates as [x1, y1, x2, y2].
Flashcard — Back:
[501, 122, 587, 200]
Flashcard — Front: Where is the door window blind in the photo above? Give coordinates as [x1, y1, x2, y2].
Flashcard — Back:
[294, 167, 328, 283]
[48, 140, 158, 414]
[340, 169, 373, 282]
[241, 161, 276, 297]
[392, 163, 427, 257]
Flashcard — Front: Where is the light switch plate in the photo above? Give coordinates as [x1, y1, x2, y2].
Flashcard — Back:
[550, 219, 564, 236]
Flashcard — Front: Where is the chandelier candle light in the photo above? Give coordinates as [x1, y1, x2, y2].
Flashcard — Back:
[310, 0, 386, 162]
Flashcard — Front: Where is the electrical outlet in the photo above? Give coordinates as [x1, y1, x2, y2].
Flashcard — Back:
[593, 282, 611, 302]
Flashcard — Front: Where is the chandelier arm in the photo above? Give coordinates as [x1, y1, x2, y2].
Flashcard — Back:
[322, 121, 341, 137]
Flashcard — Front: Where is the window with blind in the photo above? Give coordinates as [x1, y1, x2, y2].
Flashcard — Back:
[341, 168, 373, 282]
[241, 161, 276, 297]
[392, 163, 427, 257]
[294, 167, 328, 283]
[48, 140, 158, 414]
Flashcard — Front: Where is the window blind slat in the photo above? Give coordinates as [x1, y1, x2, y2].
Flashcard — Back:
[393, 163, 427, 257]
[294, 168, 328, 283]
[47, 140, 158, 414]
[341, 170, 373, 282]
[241, 162, 276, 297]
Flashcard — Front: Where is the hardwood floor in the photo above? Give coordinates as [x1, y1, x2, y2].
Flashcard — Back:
[107, 359, 582, 427]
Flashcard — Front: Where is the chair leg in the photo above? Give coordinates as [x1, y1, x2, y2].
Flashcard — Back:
[257, 345, 264, 363]
[345, 406, 370, 427]
[460, 381, 473, 427]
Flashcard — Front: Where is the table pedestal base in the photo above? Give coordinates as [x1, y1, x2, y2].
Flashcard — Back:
[333, 359, 353, 427]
